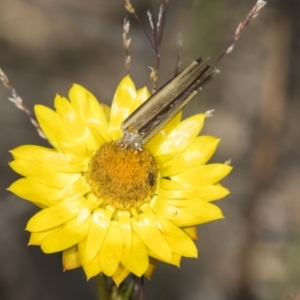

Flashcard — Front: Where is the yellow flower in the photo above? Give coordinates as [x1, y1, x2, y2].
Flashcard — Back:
[8, 75, 232, 285]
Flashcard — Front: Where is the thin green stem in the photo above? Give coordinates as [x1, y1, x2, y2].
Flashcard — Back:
[123, 279, 134, 300]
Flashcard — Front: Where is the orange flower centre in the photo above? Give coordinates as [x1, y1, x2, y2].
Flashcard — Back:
[87, 141, 157, 210]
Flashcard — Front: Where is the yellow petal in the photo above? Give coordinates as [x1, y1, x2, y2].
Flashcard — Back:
[9, 160, 82, 189]
[108, 76, 137, 140]
[132, 212, 172, 262]
[145, 112, 182, 153]
[154, 152, 182, 165]
[165, 198, 204, 207]
[86, 122, 108, 146]
[171, 164, 232, 185]
[63, 246, 81, 271]
[150, 197, 207, 227]
[182, 203, 224, 223]
[83, 259, 101, 280]
[41, 214, 91, 253]
[26, 197, 85, 232]
[8, 177, 89, 206]
[131, 86, 151, 112]
[117, 211, 132, 250]
[101, 103, 111, 120]
[8, 178, 60, 207]
[159, 178, 192, 190]
[10, 145, 87, 173]
[147, 249, 181, 266]
[112, 264, 130, 287]
[143, 257, 156, 279]
[140, 203, 165, 233]
[171, 253, 181, 266]
[69, 84, 111, 142]
[54, 95, 99, 155]
[158, 184, 230, 201]
[121, 233, 148, 277]
[157, 215, 197, 257]
[98, 220, 123, 276]
[69, 84, 107, 123]
[182, 226, 198, 240]
[35, 105, 81, 155]
[28, 227, 60, 245]
[154, 114, 206, 157]
[50, 177, 90, 202]
[86, 206, 114, 262]
[160, 136, 220, 176]
[79, 239, 102, 279]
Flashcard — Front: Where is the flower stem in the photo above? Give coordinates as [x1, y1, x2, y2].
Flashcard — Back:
[123, 279, 134, 300]
[96, 275, 110, 300]
[95, 275, 137, 300]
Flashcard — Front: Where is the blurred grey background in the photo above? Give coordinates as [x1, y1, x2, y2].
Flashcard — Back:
[0, 0, 300, 299]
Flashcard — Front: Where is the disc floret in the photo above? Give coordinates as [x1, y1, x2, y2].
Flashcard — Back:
[87, 141, 158, 210]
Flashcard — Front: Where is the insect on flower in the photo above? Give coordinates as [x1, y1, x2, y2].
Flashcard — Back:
[119, 57, 219, 150]
[148, 172, 155, 186]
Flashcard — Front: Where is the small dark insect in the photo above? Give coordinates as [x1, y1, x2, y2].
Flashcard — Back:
[148, 173, 155, 186]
